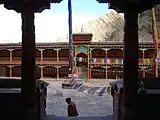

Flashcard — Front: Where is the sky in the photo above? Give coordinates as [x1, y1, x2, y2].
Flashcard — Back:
[0, 0, 111, 43]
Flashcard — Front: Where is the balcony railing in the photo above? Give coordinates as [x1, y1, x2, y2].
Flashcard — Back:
[59, 57, 68, 61]
[0, 57, 10, 61]
[43, 57, 57, 61]
[91, 58, 154, 65]
[0, 57, 154, 65]
[0, 57, 68, 62]
[0, 61, 68, 65]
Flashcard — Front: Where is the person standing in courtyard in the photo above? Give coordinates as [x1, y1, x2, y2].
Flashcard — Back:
[65, 97, 79, 117]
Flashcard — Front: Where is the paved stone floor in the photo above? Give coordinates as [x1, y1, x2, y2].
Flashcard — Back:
[46, 80, 113, 120]
[46, 115, 113, 120]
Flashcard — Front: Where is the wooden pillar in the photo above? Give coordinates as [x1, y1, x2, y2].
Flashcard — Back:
[143, 70, 145, 78]
[87, 46, 90, 81]
[142, 49, 145, 78]
[41, 66, 43, 78]
[40, 49, 43, 63]
[105, 49, 108, 79]
[9, 49, 12, 77]
[89, 48, 92, 80]
[57, 67, 59, 80]
[40, 49, 43, 78]
[9, 66, 12, 77]
[74, 46, 76, 67]
[122, 10, 139, 120]
[57, 49, 59, 62]
[21, 9, 36, 115]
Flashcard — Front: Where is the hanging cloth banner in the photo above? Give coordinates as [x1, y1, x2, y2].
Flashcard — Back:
[101, 59, 105, 64]
[107, 59, 112, 64]
[115, 59, 119, 64]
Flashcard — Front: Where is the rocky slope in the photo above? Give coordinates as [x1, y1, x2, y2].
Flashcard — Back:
[58, 5, 160, 42]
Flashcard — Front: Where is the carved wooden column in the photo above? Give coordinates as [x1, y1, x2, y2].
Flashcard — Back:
[142, 49, 147, 78]
[40, 66, 43, 78]
[56, 49, 59, 62]
[87, 46, 90, 81]
[122, 10, 139, 120]
[89, 48, 92, 80]
[105, 48, 109, 79]
[21, 9, 36, 119]
[74, 46, 76, 67]
[9, 49, 12, 77]
[40, 49, 43, 78]
[40, 49, 43, 63]
[57, 66, 59, 80]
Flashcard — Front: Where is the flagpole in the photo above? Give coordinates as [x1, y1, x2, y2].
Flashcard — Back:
[152, 7, 159, 77]
[68, 0, 73, 75]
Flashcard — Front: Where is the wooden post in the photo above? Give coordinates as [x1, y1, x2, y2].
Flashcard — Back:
[122, 10, 139, 120]
[9, 49, 12, 77]
[74, 46, 76, 67]
[57, 49, 59, 62]
[40, 49, 43, 78]
[21, 9, 36, 119]
[105, 49, 108, 79]
[87, 46, 90, 81]
[57, 67, 59, 80]
[9, 66, 12, 77]
[41, 66, 43, 78]
[89, 48, 92, 80]
[40, 49, 43, 64]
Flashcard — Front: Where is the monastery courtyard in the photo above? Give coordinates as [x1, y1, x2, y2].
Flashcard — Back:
[45, 79, 113, 120]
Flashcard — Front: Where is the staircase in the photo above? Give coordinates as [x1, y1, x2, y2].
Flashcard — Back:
[77, 67, 88, 81]
[46, 115, 113, 120]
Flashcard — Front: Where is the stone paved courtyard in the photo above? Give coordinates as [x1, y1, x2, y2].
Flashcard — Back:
[46, 80, 113, 118]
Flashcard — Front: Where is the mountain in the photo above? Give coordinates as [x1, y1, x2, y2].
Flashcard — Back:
[58, 5, 160, 43]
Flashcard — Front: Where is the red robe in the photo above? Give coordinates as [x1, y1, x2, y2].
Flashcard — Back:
[68, 102, 78, 116]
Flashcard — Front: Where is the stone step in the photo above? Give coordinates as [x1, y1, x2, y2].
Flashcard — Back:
[46, 115, 113, 120]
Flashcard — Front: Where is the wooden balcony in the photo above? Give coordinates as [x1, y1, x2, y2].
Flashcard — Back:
[90, 58, 154, 65]
[0, 60, 68, 65]
[0, 57, 68, 61]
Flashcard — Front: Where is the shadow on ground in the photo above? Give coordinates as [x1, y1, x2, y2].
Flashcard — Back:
[46, 115, 113, 120]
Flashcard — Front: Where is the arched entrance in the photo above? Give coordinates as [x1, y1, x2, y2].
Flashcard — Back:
[107, 49, 123, 58]
[138, 67, 143, 78]
[36, 66, 41, 78]
[59, 66, 69, 78]
[144, 49, 154, 58]
[91, 67, 106, 79]
[0, 50, 10, 61]
[138, 49, 143, 58]
[76, 53, 88, 68]
[0, 66, 9, 77]
[91, 49, 106, 58]
[36, 49, 41, 61]
[43, 49, 57, 61]
[12, 49, 21, 61]
[76, 53, 88, 79]
[59, 49, 68, 61]
[145, 67, 154, 77]
[43, 66, 57, 78]
[12, 66, 21, 77]
[107, 67, 123, 79]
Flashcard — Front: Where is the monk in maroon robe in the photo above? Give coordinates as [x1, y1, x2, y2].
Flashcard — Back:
[65, 98, 78, 116]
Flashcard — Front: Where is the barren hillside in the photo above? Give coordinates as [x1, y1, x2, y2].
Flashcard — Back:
[58, 5, 160, 43]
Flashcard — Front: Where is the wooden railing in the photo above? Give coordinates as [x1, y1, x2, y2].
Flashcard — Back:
[91, 58, 154, 65]
[59, 57, 68, 61]
[43, 57, 57, 61]
[0, 57, 155, 65]
[0, 61, 68, 65]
